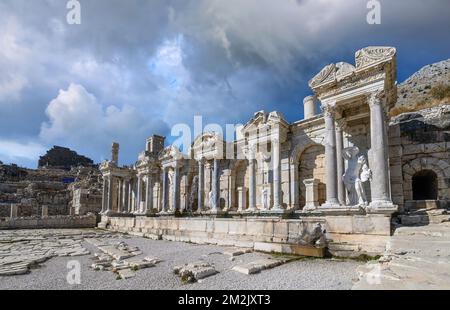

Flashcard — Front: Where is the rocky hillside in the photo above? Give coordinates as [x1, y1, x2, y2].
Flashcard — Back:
[393, 59, 450, 115]
[38, 146, 94, 170]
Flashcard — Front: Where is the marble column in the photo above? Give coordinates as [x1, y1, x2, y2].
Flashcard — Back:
[272, 138, 282, 210]
[197, 159, 204, 212]
[145, 175, 153, 214]
[101, 178, 107, 213]
[117, 178, 123, 213]
[127, 179, 133, 213]
[321, 105, 340, 207]
[10, 204, 18, 219]
[211, 159, 219, 211]
[123, 178, 130, 213]
[136, 175, 142, 213]
[172, 166, 179, 211]
[106, 176, 113, 214]
[335, 124, 346, 205]
[161, 168, 168, 212]
[368, 92, 393, 207]
[248, 151, 256, 211]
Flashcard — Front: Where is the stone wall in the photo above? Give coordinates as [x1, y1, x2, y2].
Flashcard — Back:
[0, 214, 97, 230]
[389, 106, 450, 212]
[103, 214, 391, 257]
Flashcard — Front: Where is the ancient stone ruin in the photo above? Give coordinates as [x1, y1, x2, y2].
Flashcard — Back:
[0, 147, 103, 227]
[98, 47, 449, 258]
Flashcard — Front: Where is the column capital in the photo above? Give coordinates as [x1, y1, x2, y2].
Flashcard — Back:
[321, 104, 336, 118]
[367, 90, 385, 108]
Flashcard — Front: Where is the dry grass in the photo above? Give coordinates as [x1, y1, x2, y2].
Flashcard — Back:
[390, 84, 450, 117]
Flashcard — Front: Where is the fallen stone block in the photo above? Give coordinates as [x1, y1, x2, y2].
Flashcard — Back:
[232, 258, 287, 275]
[117, 268, 136, 280]
[126, 259, 155, 270]
[173, 261, 218, 282]
[223, 247, 253, 257]
[144, 256, 162, 264]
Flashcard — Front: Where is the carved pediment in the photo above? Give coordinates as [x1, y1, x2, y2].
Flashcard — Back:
[158, 145, 184, 161]
[335, 62, 356, 80]
[309, 63, 336, 88]
[355, 46, 396, 69]
[192, 132, 224, 155]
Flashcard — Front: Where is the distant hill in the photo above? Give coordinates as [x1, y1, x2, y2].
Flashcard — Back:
[392, 59, 450, 116]
[38, 146, 94, 170]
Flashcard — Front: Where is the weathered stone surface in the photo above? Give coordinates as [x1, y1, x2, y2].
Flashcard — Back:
[0, 229, 120, 276]
[353, 222, 450, 290]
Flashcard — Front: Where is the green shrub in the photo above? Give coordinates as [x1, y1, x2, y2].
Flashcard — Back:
[430, 84, 450, 100]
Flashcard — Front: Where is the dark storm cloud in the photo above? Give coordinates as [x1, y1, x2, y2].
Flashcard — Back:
[0, 0, 449, 167]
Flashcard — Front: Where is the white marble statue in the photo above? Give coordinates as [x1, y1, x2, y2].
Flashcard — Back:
[342, 146, 371, 206]
[356, 155, 372, 206]
[208, 190, 215, 209]
[261, 187, 269, 210]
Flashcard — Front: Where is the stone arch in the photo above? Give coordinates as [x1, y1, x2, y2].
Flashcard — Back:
[289, 136, 325, 209]
[290, 136, 324, 165]
[403, 157, 450, 201]
[298, 145, 326, 208]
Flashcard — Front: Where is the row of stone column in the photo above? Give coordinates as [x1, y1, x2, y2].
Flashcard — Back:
[8, 204, 49, 218]
[102, 174, 157, 215]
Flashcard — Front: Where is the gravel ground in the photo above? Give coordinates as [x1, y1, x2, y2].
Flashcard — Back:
[0, 232, 361, 290]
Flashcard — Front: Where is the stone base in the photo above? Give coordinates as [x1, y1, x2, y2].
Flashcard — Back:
[254, 242, 325, 258]
[158, 210, 175, 216]
[259, 208, 288, 215]
[207, 210, 226, 216]
[367, 200, 398, 215]
[102, 210, 116, 216]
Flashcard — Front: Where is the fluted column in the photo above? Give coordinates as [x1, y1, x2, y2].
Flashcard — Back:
[321, 105, 340, 207]
[197, 159, 204, 212]
[101, 177, 107, 213]
[272, 138, 282, 210]
[368, 91, 393, 208]
[136, 175, 142, 213]
[248, 148, 256, 211]
[172, 166, 179, 212]
[211, 159, 219, 212]
[127, 179, 133, 213]
[106, 176, 113, 214]
[335, 123, 346, 205]
[117, 178, 123, 213]
[161, 168, 168, 212]
[123, 178, 129, 213]
[145, 175, 153, 214]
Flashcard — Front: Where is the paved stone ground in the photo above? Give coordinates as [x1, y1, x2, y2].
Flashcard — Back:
[353, 222, 450, 290]
[0, 229, 360, 290]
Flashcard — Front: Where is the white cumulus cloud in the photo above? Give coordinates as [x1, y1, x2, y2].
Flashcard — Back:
[40, 83, 168, 163]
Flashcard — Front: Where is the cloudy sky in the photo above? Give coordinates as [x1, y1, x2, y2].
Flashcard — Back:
[1, 0, 449, 168]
